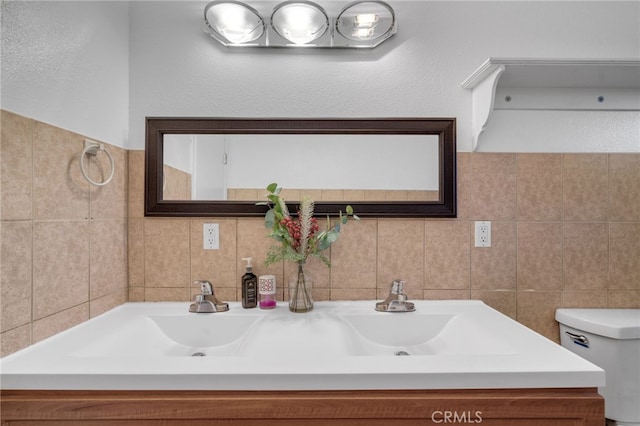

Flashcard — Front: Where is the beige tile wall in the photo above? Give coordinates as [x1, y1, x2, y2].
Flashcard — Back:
[1, 111, 128, 356]
[228, 188, 439, 202]
[163, 164, 191, 200]
[2, 110, 638, 357]
[129, 150, 640, 343]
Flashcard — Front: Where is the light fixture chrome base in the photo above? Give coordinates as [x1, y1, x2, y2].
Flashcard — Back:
[203, 0, 396, 49]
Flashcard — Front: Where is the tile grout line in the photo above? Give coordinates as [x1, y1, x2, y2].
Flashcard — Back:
[29, 116, 35, 347]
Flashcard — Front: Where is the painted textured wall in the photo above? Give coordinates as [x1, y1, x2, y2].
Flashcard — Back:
[1, 1, 129, 147]
[3, 1, 638, 151]
[128, 1, 640, 152]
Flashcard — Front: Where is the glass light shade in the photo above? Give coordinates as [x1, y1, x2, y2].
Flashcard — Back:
[204, 1, 265, 44]
[270, 1, 329, 45]
[336, 0, 395, 41]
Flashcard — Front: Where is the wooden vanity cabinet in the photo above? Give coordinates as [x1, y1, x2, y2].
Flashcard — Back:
[0, 387, 604, 425]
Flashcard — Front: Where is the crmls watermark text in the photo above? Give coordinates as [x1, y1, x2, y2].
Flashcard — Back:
[431, 411, 483, 423]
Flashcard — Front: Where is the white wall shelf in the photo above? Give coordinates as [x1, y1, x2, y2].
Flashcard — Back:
[462, 58, 640, 151]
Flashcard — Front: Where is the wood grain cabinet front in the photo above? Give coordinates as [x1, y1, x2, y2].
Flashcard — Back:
[0, 388, 604, 426]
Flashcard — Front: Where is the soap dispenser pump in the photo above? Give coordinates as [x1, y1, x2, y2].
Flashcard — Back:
[241, 257, 257, 309]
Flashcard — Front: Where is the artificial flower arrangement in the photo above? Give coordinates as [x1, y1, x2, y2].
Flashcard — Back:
[258, 183, 358, 312]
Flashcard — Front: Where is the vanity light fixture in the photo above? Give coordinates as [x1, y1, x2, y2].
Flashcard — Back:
[204, 1, 266, 45]
[203, 0, 396, 48]
[271, 1, 330, 45]
[336, 1, 395, 43]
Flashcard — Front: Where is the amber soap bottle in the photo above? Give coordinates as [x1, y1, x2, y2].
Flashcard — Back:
[241, 257, 257, 308]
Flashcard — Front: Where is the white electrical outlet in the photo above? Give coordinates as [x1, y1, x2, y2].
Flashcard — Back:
[474, 221, 491, 247]
[203, 223, 219, 250]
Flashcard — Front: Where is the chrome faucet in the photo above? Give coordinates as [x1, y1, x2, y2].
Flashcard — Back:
[189, 280, 229, 313]
[375, 279, 415, 312]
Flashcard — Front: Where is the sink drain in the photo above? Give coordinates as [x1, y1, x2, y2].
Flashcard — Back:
[395, 350, 410, 356]
[191, 352, 206, 357]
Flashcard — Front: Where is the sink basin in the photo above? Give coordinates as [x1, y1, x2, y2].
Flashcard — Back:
[340, 313, 454, 355]
[68, 303, 517, 359]
[341, 313, 455, 347]
[147, 313, 263, 356]
[340, 312, 517, 356]
[72, 312, 262, 357]
[148, 314, 261, 347]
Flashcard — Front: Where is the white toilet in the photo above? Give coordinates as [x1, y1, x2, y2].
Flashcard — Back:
[556, 309, 640, 426]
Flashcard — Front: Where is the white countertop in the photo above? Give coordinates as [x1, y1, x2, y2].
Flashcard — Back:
[0, 300, 604, 391]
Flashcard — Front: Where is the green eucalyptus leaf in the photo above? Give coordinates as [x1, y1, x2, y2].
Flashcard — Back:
[267, 194, 279, 204]
[267, 183, 278, 193]
[317, 231, 339, 251]
[346, 205, 354, 215]
[270, 234, 285, 243]
[265, 209, 276, 228]
[316, 238, 329, 251]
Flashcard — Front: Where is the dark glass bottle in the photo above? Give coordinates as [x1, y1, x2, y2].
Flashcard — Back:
[241, 257, 257, 308]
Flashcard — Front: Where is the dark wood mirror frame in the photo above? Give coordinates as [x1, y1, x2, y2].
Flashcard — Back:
[145, 117, 456, 218]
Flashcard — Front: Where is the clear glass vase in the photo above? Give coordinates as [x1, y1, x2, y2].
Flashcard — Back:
[289, 262, 313, 313]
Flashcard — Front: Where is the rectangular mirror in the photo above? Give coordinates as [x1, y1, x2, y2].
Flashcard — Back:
[163, 134, 440, 201]
[145, 118, 456, 217]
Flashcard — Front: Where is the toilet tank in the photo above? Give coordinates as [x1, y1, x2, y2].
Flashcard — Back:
[556, 309, 640, 424]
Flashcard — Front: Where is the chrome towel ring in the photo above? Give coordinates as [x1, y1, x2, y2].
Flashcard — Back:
[80, 139, 115, 187]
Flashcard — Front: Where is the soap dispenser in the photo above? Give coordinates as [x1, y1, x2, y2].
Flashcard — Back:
[258, 274, 277, 309]
[241, 258, 257, 309]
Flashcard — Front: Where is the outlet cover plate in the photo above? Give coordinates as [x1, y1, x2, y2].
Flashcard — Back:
[203, 223, 219, 250]
[474, 221, 491, 248]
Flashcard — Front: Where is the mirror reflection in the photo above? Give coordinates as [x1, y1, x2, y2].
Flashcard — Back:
[145, 118, 456, 218]
[163, 134, 440, 202]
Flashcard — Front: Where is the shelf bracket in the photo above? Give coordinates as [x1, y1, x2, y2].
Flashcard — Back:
[465, 64, 505, 152]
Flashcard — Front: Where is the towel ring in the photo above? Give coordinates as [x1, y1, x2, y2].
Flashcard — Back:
[80, 140, 115, 187]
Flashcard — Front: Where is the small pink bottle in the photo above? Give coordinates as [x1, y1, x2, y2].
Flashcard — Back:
[258, 275, 277, 309]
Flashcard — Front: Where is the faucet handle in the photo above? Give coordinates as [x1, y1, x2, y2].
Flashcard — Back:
[390, 279, 405, 295]
[191, 280, 229, 313]
[376, 279, 414, 312]
[194, 280, 213, 295]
